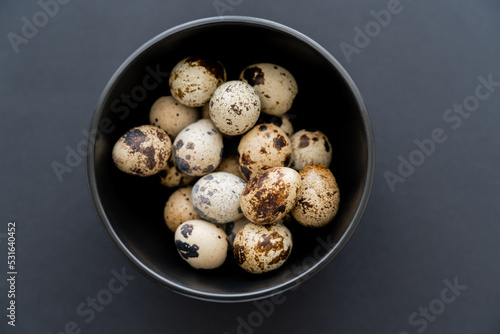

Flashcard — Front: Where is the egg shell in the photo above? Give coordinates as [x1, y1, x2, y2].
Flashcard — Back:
[209, 81, 261, 136]
[191, 172, 246, 224]
[240, 167, 301, 224]
[149, 96, 199, 139]
[158, 160, 197, 188]
[233, 222, 293, 274]
[291, 164, 340, 228]
[237, 123, 292, 181]
[172, 119, 224, 176]
[258, 113, 294, 138]
[215, 154, 245, 179]
[169, 57, 226, 107]
[240, 63, 298, 116]
[224, 217, 251, 246]
[174, 220, 228, 269]
[112, 125, 171, 177]
[290, 129, 333, 171]
[164, 186, 201, 232]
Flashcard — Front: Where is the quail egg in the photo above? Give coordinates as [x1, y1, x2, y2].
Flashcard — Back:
[237, 123, 292, 180]
[215, 154, 245, 179]
[158, 159, 197, 188]
[191, 172, 246, 224]
[240, 167, 301, 225]
[112, 125, 171, 177]
[290, 129, 332, 170]
[291, 164, 340, 228]
[258, 113, 294, 137]
[240, 63, 298, 116]
[164, 186, 201, 233]
[209, 80, 261, 136]
[172, 119, 224, 176]
[174, 220, 228, 269]
[169, 56, 226, 107]
[149, 96, 199, 139]
[233, 222, 293, 274]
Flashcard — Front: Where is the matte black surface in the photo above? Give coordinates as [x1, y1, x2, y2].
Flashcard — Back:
[1, 0, 499, 333]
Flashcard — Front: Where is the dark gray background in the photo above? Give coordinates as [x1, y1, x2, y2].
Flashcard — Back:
[1, 0, 499, 333]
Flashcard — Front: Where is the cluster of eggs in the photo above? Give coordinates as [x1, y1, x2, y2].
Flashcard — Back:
[111, 57, 340, 274]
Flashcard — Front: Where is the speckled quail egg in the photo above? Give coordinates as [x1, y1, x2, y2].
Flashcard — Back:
[215, 154, 245, 179]
[164, 186, 201, 232]
[224, 217, 251, 246]
[233, 222, 293, 274]
[169, 56, 226, 107]
[149, 96, 199, 139]
[174, 220, 228, 269]
[292, 164, 340, 228]
[237, 123, 292, 180]
[173, 119, 224, 176]
[112, 125, 171, 176]
[258, 113, 294, 137]
[158, 158, 197, 188]
[240, 167, 301, 225]
[209, 81, 261, 136]
[191, 172, 246, 224]
[240, 63, 298, 116]
[290, 129, 332, 171]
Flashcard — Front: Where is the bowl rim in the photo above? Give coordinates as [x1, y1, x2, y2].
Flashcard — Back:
[87, 15, 375, 303]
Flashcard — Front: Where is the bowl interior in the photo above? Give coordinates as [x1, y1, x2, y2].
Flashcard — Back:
[89, 18, 372, 301]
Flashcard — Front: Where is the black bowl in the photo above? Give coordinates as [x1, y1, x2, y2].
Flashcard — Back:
[87, 16, 374, 302]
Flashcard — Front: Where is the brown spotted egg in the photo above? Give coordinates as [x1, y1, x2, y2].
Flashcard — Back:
[209, 80, 261, 136]
[240, 167, 301, 225]
[164, 186, 201, 232]
[240, 63, 298, 116]
[112, 125, 171, 177]
[257, 113, 294, 137]
[169, 56, 226, 107]
[174, 220, 228, 269]
[215, 154, 245, 179]
[233, 222, 293, 274]
[237, 123, 292, 181]
[158, 158, 197, 188]
[149, 96, 199, 139]
[191, 172, 246, 224]
[290, 129, 332, 170]
[292, 164, 340, 228]
[172, 119, 224, 176]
